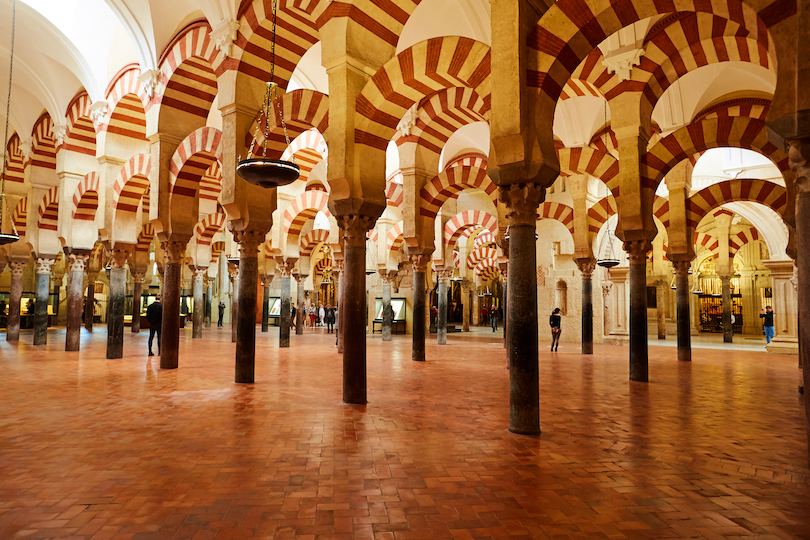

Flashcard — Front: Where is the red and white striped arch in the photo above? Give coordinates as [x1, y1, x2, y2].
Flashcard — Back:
[420, 166, 497, 219]
[211, 241, 225, 265]
[136, 223, 155, 255]
[588, 126, 618, 157]
[30, 113, 56, 170]
[249, 89, 329, 160]
[728, 226, 761, 258]
[444, 153, 487, 171]
[11, 197, 27, 238]
[113, 154, 151, 213]
[200, 161, 222, 202]
[38, 186, 59, 231]
[386, 221, 406, 256]
[300, 228, 329, 257]
[474, 257, 499, 278]
[194, 212, 227, 247]
[169, 127, 223, 202]
[282, 190, 331, 238]
[559, 78, 603, 101]
[642, 117, 789, 194]
[385, 172, 404, 208]
[693, 98, 771, 124]
[686, 180, 788, 228]
[104, 67, 147, 142]
[557, 146, 619, 193]
[694, 231, 720, 253]
[444, 210, 498, 247]
[71, 172, 101, 221]
[355, 37, 491, 152]
[473, 232, 496, 250]
[538, 202, 575, 237]
[4, 134, 25, 183]
[63, 90, 96, 156]
[467, 247, 498, 270]
[653, 196, 671, 229]
[281, 128, 327, 183]
[587, 196, 617, 234]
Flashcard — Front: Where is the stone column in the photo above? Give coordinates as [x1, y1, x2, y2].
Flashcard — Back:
[673, 260, 692, 362]
[85, 272, 97, 331]
[436, 269, 452, 345]
[294, 273, 306, 335]
[602, 282, 612, 336]
[131, 272, 145, 333]
[460, 279, 471, 331]
[380, 271, 393, 342]
[501, 265, 508, 350]
[334, 260, 344, 352]
[261, 276, 270, 333]
[576, 259, 596, 354]
[51, 275, 63, 320]
[205, 278, 213, 328]
[228, 262, 239, 343]
[192, 267, 207, 339]
[720, 273, 733, 343]
[6, 261, 25, 342]
[763, 260, 799, 354]
[655, 279, 667, 340]
[278, 261, 294, 348]
[624, 240, 651, 382]
[106, 247, 132, 359]
[65, 253, 89, 351]
[160, 240, 186, 370]
[33, 257, 56, 346]
[501, 183, 543, 435]
[339, 216, 374, 404]
[409, 254, 429, 361]
[471, 285, 480, 327]
[234, 231, 263, 384]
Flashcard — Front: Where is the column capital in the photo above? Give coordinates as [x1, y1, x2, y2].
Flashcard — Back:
[293, 272, 309, 283]
[9, 260, 26, 276]
[622, 240, 651, 263]
[409, 254, 430, 272]
[275, 257, 297, 277]
[671, 260, 692, 275]
[333, 258, 344, 275]
[601, 282, 612, 297]
[109, 245, 133, 270]
[35, 256, 56, 275]
[192, 267, 208, 281]
[460, 278, 472, 291]
[499, 183, 544, 227]
[788, 138, 810, 193]
[132, 272, 146, 284]
[437, 268, 454, 284]
[67, 253, 89, 273]
[575, 257, 597, 278]
[228, 263, 239, 281]
[161, 240, 188, 265]
[337, 215, 376, 249]
[234, 230, 265, 257]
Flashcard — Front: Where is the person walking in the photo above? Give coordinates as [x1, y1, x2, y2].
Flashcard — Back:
[319, 304, 325, 327]
[481, 306, 488, 326]
[760, 306, 775, 344]
[309, 305, 316, 328]
[549, 307, 561, 351]
[490, 306, 499, 332]
[217, 301, 225, 327]
[146, 295, 163, 356]
[325, 304, 335, 333]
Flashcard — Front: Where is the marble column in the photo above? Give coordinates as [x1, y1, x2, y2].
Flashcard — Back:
[655, 279, 667, 340]
[160, 240, 187, 370]
[624, 240, 651, 383]
[436, 269, 452, 345]
[501, 183, 542, 435]
[602, 282, 612, 336]
[131, 272, 144, 333]
[501, 266, 509, 350]
[234, 231, 263, 384]
[576, 259, 596, 355]
[192, 267, 207, 339]
[229, 262, 239, 343]
[33, 257, 56, 346]
[461, 279, 471, 331]
[471, 285, 480, 326]
[409, 254, 429, 361]
[380, 271, 393, 342]
[6, 261, 25, 342]
[204, 278, 213, 328]
[294, 273, 306, 335]
[51, 275, 63, 320]
[261, 276, 270, 333]
[278, 261, 294, 348]
[85, 272, 97, 331]
[339, 216, 373, 404]
[720, 274, 733, 343]
[106, 247, 132, 359]
[335, 260, 344, 352]
[673, 260, 692, 362]
[65, 253, 89, 351]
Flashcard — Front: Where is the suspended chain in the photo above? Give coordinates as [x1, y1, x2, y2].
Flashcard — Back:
[1, 0, 18, 234]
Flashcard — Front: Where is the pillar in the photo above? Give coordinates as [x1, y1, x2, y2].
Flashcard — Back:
[6, 261, 25, 342]
[381, 271, 393, 342]
[794, 170, 810, 466]
[655, 279, 667, 340]
[160, 240, 186, 370]
[295, 273, 306, 335]
[33, 257, 56, 346]
[339, 216, 373, 404]
[437, 269, 451, 345]
[624, 240, 651, 382]
[106, 247, 131, 359]
[65, 253, 89, 351]
[85, 272, 96, 331]
[501, 184, 542, 435]
[234, 231, 263, 384]
[131, 272, 144, 333]
[278, 262, 293, 348]
[720, 274, 733, 343]
[460, 279, 471, 331]
[335, 259, 344, 352]
[229, 262, 239, 343]
[261, 277, 270, 333]
[501, 266, 508, 350]
[673, 260, 692, 362]
[471, 285, 480, 327]
[205, 278, 213, 328]
[576, 259, 596, 354]
[602, 282, 612, 336]
[51, 275, 63, 320]
[409, 254, 429, 361]
[192, 267, 207, 339]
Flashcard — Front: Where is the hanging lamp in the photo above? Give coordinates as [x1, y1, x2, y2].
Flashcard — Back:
[236, 0, 300, 188]
[0, 0, 21, 245]
[597, 215, 620, 268]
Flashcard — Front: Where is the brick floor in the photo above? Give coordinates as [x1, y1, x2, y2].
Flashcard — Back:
[0, 326, 808, 539]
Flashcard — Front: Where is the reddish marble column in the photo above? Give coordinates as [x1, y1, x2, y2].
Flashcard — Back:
[234, 231, 264, 384]
[575, 258, 596, 355]
[106, 246, 132, 359]
[461, 279, 471, 332]
[85, 272, 97, 331]
[295, 273, 306, 335]
[437, 269, 452, 345]
[131, 272, 144, 333]
[794, 173, 810, 467]
[65, 253, 89, 351]
[276, 260, 295, 348]
[261, 277, 270, 333]
[624, 240, 652, 383]
[339, 216, 373, 404]
[672, 260, 692, 362]
[160, 240, 187, 370]
[501, 183, 542, 435]
[33, 257, 56, 346]
[192, 267, 207, 339]
[409, 254, 429, 362]
[334, 259, 344, 352]
[6, 261, 26, 342]
[228, 262, 239, 343]
[720, 274, 733, 343]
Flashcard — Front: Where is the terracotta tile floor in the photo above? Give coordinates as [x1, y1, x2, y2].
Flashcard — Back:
[1, 326, 809, 540]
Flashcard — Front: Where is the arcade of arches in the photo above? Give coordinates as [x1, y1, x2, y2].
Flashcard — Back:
[1, 0, 810, 536]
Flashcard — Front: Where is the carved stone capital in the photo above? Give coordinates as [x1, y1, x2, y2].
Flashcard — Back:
[132, 272, 146, 284]
[161, 240, 187, 265]
[409, 254, 430, 273]
[575, 258, 597, 278]
[193, 267, 208, 282]
[460, 278, 472, 292]
[276, 258, 297, 278]
[35, 257, 56, 275]
[333, 258, 345, 275]
[337, 215, 376, 249]
[623, 240, 651, 264]
[601, 282, 612, 297]
[293, 272, 308, 283]
[499, 183, 544, 227]
[234, 230, 265, 257]
[672, 260, 692, 275]
[9, 261, 26, 276]
[67, 253, 89, 273]
[437, 268, 454, 284]
[109, 245, 133, 270]
[788, 139, 810, 193]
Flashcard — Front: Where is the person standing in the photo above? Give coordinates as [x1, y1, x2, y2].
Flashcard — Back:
[319, 304, 325, 327]
[549, 307, 561, 352]
[760, 306, 775, 344]
[481, 306, 488, 326]
[309, 305, 316, 328]
[217, 301, 225, 327]
[490, 306, 499, 332]
[325, 304, 335, 333]
[147, 295, 163, 356]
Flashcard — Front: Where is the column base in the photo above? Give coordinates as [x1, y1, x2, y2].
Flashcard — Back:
[604, 333, 629, 346]
[767, 337, 798, 355]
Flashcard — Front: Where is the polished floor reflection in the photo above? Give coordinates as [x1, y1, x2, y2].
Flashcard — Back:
[1, 327, 808, 539]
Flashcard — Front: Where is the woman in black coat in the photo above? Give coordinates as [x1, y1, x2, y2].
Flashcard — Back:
[549, 308, 561, 352]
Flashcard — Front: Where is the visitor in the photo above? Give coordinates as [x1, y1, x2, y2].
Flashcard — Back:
[319, 304, 325, 327]
[550, 308, 561, 352]
[325, 304, 335, 333]
[490, 306, 499, 332]
[217, 301, 225, 327]
[309, 305, 316, 327]
[481, 306, 488, 326]
[760, 306, 775, 344]
[146, 295, 162, 356]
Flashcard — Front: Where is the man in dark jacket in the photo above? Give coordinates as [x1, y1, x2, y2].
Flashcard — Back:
[146, 296, 163, 356]
[760, 306, 775, 344]
[217, 301, 225, 327]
